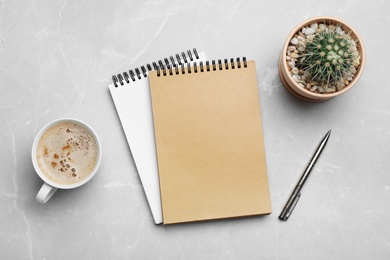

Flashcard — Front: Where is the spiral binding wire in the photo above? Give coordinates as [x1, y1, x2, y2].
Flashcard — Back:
[112, 48, 200, 87]
[156, 57, 247, 77]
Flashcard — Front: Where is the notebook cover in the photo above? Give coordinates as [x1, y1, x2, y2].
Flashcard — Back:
[108, 52, 207, 224]
[149, 60, 271, 224]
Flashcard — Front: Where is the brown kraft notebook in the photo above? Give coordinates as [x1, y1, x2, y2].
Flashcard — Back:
[149, 58, 271, 224]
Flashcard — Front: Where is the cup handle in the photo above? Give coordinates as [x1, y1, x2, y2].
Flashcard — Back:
[36, 183, 58, 203]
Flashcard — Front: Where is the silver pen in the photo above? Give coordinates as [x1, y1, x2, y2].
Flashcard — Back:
[279, 130, 331, 221]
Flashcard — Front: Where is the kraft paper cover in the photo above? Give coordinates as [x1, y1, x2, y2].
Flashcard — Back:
[149, 60, 271, 224]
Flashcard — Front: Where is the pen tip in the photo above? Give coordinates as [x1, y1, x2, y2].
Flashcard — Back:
[324, 130, 331, 140]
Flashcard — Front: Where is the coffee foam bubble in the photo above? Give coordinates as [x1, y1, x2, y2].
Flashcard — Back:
[36, 122, 98, 185]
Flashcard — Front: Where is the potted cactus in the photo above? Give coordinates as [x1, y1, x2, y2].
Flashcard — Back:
[278, 16, 365, 102]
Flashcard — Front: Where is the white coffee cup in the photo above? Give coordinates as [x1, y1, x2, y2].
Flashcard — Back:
[32, 118, 101, 203]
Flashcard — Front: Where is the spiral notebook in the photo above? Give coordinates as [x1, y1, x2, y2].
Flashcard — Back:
[108, 49, 206, 224]
[149, 58, 272, 224]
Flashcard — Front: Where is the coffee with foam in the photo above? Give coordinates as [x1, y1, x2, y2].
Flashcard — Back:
[36, 121, 99, 185]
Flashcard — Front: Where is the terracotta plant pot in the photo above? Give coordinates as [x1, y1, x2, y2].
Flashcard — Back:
[278, 16, 365, 102]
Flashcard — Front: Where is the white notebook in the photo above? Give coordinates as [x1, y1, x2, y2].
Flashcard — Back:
[108, 49, 206, 224]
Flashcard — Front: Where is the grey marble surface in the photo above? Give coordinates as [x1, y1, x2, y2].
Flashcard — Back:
[1, 0, 389, 259]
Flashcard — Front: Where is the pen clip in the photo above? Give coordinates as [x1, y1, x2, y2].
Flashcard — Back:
[285, 192, 301, 220]
[279, 192, 301, 221]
